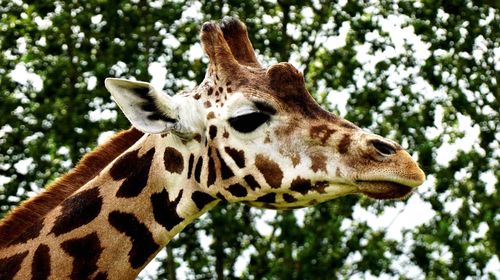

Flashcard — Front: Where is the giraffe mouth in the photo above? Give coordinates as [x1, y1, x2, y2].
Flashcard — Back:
[356, 181, 414, 200]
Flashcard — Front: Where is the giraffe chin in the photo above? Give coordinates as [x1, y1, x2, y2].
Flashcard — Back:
[357, 181, 414, 200]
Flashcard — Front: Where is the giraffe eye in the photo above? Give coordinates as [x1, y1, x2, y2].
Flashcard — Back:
[228, 112, 270, 133]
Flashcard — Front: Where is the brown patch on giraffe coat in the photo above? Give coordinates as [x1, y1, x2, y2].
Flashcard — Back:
[0, 128, 143, 248]
[215, 149, 234, 179]
[192, 191, 217, 210]
[337, 134, 351, 154]
[309, 152, 328, 173]
[290, 177, 313, 195]
[244, 175, 261, 190]
[223, 130, 229, 138]
[282, 193, 297, 203]
[0, 251, 28, 279]
[194, 157, 203, 183]
[113, 148, 156, 198]
[151, 190, 184, 231]
[216, 192, 227, 201]
[187, 154, 195, 179]
[32, 244, 51, 280]
[108, 149, 143, 180]
[224, 147, 245, 168]
[255, 154, 283, 189]
[164, 147, 184, 174]
[209, 126, 218, 140]
[227, 183, 248, 197]
[207, 112, 215, 120]
[207, 88, 214, 96]
[207, 149, 216, 187]
[93, 272, 108, 280]
[61, 232, 103, 280]
[50, 188, 102, 236]
[310, 124, 336, 144]
[108, 211, 160, 269]
[204, 100, 212, 108]
[256, 193, 276, 203]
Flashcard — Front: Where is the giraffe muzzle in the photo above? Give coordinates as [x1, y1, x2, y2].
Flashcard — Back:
[353, 147, 426, 199]
[357, 181, 414, 200]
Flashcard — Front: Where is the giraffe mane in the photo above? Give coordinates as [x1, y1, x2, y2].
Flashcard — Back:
[0, 127, 144, 248]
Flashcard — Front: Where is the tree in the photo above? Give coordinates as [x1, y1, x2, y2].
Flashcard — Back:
[0, 0, 498, 279]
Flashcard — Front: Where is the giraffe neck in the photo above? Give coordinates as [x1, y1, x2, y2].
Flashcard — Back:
[0, 133, 219, 280]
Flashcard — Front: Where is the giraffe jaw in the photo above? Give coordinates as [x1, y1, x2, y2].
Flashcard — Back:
[356, 181, 415, 200]
[353, 149, 426, 200]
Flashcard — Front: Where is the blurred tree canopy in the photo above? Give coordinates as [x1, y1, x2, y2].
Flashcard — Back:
[0, 0, 498, 279]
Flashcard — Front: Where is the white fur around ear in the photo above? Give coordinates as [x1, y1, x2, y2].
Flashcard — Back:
[105, 78, 178, 134]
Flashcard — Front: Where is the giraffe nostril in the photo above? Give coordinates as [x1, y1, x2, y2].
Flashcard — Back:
[370, 139, 397, 156]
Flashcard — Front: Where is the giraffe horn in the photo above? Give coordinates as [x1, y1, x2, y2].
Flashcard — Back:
[200, 20, 240, 77]
[220, 17, 261, 68]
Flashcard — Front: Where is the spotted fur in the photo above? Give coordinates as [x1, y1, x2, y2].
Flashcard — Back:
[224, 147, 245, 168]
[0, 128, 143, 248]
[163, 147, 184, 174]
[50, 188, 102, 236]
[0, 17, 425, 280]
[227, 183, 247, 198]
[151, 189, 184, 231]
[61, 232, 103, 279]
[113, 148, 155, 198]
[255, 154, 283, 189]
[191, 191, 217, 210]
[0, 251, 28, 279]
[32, 244, 51, 280]
[108, 211, 159, 269]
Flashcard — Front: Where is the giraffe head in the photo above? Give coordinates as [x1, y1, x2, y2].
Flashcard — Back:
[105, 17, 425, 209]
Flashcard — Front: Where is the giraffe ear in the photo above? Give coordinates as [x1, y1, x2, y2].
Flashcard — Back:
[105, 78, 178, 134]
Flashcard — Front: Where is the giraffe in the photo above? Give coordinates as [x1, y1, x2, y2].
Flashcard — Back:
[0, 17, 425, 279]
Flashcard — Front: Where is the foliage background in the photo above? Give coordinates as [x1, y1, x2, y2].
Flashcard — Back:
[0, 0, 498, 279]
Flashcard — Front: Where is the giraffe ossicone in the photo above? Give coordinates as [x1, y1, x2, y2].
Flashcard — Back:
[0, 17, 425, 279]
